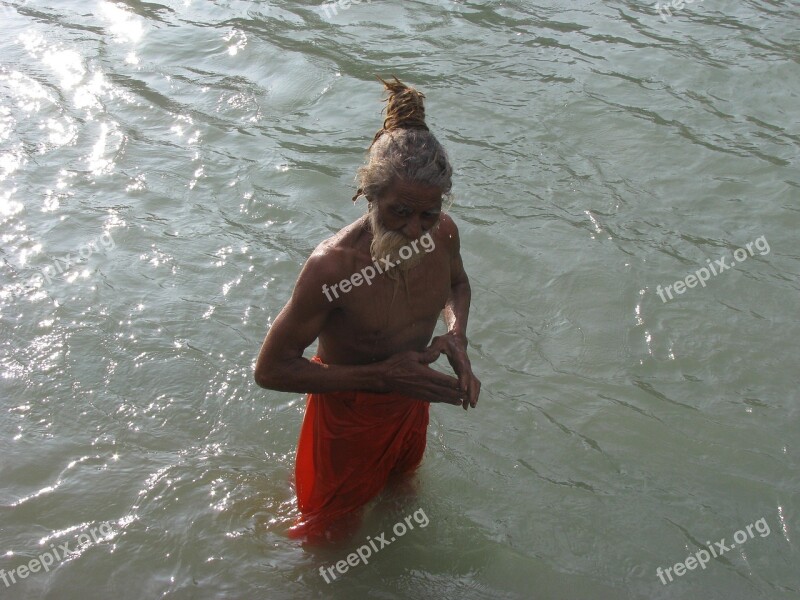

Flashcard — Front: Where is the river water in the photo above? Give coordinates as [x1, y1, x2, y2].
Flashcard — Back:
[1, 1, 798, 599]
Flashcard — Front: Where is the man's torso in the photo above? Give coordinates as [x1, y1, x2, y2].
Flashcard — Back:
[315, 215, 453, 365]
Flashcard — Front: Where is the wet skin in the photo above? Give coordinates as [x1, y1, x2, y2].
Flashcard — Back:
[254, 180, 481, 409]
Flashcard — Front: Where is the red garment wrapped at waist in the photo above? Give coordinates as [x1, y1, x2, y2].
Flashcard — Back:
[289, 356, 429, 540]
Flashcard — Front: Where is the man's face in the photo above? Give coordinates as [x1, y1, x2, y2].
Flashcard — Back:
[375, 180, 443, 239]
[368, 180, 443, 270]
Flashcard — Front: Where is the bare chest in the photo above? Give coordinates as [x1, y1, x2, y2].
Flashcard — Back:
[322, 256, 451, 358]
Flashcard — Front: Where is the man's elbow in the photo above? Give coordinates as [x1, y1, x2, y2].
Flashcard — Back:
[254, 364, 280, 389]
[254, 371, 269, 389]
[451, 278, 470, 296]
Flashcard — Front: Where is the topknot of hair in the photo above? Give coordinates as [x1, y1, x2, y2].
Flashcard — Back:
[369, 75, 429, 149]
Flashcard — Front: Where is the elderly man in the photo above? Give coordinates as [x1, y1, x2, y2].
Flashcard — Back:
[254, 76, 480, 540]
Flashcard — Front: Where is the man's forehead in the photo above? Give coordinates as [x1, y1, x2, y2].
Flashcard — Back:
[388, 181, 443, 207]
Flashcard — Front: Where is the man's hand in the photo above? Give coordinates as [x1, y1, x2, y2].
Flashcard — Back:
[423, 332, 481, 410]
[378, 350, 463, 406]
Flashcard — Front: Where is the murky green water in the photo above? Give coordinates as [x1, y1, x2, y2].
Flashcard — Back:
[1, 1, 798, 598]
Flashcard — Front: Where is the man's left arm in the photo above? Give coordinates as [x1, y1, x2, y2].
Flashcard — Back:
[427, 216, 481, 410]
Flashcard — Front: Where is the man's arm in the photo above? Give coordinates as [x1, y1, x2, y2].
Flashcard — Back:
[254, 250, 382, 393]
[254, 248, 463, 404]
[443, 224, 471, 339]
[426, 216, 481, 409]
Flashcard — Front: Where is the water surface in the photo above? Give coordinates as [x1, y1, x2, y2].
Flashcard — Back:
[1, 0, 798, 598]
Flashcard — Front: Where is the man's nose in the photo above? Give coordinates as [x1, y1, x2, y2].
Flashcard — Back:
[403, 216, 422, 239]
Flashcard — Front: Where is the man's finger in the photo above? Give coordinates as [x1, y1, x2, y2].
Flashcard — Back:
[457, 370, 478, 410]
[421, 363, 457, 384]
[451, 356, 472, 389]
[422, 386, 462, 405]
[469, 380, 479, 408]
[469, 377, 481, 408]
[419, 347, 441, 364]
[419, 368, 460, 393]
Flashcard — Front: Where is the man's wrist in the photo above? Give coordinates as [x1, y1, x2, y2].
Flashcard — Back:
[447, 329, 468, 344]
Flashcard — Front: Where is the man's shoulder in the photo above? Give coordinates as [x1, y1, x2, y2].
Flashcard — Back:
[431, 212, 460, 253]
[302, 218, 367, 283]
[317, 216, 367, 252]
[435, 212, 458, 236]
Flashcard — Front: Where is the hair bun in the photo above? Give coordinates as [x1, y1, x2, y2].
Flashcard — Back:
[370, 75, 429, 148]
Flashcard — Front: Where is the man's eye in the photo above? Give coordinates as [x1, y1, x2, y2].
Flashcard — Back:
[393, 207, 410, 216]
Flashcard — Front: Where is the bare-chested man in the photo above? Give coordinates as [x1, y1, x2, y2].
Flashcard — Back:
[254, 76, 480, 540]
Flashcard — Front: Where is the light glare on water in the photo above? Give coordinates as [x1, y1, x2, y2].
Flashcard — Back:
[1, 0, 798, 599]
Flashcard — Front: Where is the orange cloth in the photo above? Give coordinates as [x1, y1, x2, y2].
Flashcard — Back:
[288, 356, 429, 540]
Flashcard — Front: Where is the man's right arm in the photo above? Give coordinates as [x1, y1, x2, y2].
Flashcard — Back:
[253, 251, 463, 404]
[254, 251, 380, 393]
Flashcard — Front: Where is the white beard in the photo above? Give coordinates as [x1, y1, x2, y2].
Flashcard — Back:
[367, 207, 428, 273]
